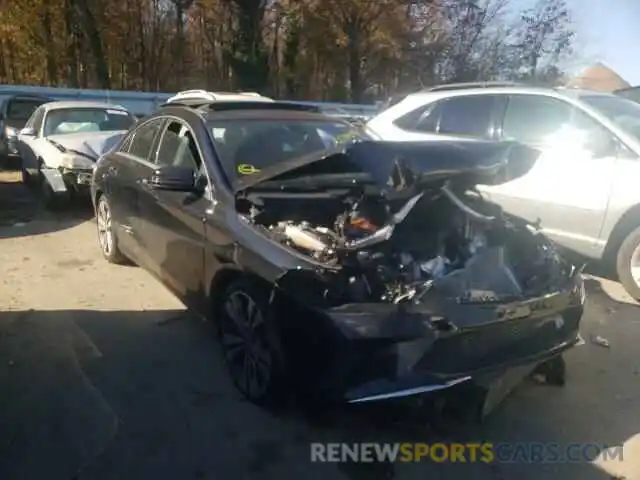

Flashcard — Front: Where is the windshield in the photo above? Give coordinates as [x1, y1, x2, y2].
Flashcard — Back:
[43, 107, 136, 136]
[208, 118, 370, 182]
[581, 94, 640, 140]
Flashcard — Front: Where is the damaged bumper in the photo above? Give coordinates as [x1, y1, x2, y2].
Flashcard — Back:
[41, 166, 93, 194]
[290, 272, 585, 404]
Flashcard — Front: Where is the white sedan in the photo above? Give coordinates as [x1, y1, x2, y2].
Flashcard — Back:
[17, 100, 136, 208]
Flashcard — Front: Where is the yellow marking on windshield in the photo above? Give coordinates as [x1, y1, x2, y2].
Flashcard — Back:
[335, 131, 357, 143]
[237, 164, 261, 175]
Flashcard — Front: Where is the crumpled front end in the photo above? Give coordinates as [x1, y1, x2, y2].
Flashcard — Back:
[271, 244, 585, 404]
[43, 133, 125, 194]
[237, 139, 586, 404]
[330, 270, 583, 403]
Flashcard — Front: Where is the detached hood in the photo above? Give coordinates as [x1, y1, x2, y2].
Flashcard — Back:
[235, 139, 533, 194]
[46, 131, 127, 160]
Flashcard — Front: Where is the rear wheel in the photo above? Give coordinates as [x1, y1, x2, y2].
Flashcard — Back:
[96, 194, 128, 264]
[20, 167, 31, 186]
[216, 279, 287, 406]
[615, 225, 640, 301]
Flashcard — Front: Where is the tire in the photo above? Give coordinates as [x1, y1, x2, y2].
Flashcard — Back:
[615, 225, 640, 301]
[20, 167, 30, 186]
[532, 355, 566, 386]
[216, 278, 287, 406]
[95, 194, 128, 264]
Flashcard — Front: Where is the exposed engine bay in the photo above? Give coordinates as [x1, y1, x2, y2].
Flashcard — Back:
[240, 182, 566, 306]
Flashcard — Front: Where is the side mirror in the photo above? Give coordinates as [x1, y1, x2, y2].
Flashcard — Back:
[19, 127, 36, 136]
[147, 165, 196, 191]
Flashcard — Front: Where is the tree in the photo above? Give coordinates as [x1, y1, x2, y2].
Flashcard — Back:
[0, 0, 578, 98]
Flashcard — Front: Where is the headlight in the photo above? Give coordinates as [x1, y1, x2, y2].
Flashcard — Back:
[5, 126, 16, 138]
[60, 154, 95, 170]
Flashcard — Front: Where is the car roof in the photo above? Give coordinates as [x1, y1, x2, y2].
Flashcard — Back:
[43, 100, 130, 111]
[155, 100, 349, 124]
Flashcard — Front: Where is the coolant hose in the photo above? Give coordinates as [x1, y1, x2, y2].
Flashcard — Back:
[441, 184, 496, 223]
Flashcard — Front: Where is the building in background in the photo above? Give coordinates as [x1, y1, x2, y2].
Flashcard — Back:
[566, 62, 631, 92]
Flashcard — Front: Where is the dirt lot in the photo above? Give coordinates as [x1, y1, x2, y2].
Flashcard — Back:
[1, 173, 640, 480]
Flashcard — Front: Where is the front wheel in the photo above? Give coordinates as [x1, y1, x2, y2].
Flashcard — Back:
[96, 194, 128, 264]
[615, 225, 640, 301]
[216, 279, 287, 406]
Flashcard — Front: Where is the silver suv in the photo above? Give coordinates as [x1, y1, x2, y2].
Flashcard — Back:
[367, 82, 640, 300]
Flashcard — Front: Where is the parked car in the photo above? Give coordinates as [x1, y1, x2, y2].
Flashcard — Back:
[91, 95, 584, 408]
[0, 94, 52, 166]
[614, 86, 640, 104]
[16, 100, 136, 208]
[367, 82, 640, 300]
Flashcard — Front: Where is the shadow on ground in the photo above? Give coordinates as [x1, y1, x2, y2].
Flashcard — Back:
[0, 171, 93, 239]
[0, 308, 636, 480]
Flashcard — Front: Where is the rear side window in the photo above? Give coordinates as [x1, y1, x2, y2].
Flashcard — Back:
[437, 95, 495, 137]
[393, 101, 441, 131]
[501, 95, 573, 145]
[127, 119, 164, 160]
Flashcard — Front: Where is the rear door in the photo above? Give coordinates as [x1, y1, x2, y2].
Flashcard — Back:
[109, 117, 165, 260]
[136, 118, 210, 308]
[479, 94, 616, 256]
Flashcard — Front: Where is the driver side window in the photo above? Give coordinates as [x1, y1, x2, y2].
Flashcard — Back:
[156, 121, 202, 172]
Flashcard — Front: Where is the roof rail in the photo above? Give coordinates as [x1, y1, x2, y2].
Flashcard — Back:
[159, 99, 323, 113]
[166, 89, 273, 104]
[423, 81, 527, 92]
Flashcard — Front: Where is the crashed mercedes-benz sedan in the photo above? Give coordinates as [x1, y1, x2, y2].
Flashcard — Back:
[91, 100, 585, 410]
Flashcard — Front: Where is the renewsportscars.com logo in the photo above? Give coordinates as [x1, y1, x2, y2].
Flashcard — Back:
[310, 442, 624, 464]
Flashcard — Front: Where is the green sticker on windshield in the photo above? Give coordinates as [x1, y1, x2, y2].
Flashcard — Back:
[237, 164, 261, 175]
[335, 131, 357, 143]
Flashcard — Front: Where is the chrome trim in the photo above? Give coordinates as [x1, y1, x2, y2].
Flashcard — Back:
[347, 376, 472, 403]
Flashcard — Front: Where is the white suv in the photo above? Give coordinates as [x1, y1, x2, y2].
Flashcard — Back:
[367, 82, 640, 301]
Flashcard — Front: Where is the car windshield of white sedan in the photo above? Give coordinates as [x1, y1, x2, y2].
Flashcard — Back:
[208, 118, 369, 180]
[43, 108, 136, 136]
[582, 95, 640, 140]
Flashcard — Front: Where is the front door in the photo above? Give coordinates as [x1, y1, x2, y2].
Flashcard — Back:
[109, 118, 165, 260]
[479, 94, 616, 257]
[136, 119, 209, 309]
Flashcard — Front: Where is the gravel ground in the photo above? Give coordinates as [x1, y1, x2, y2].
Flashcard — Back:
[1, 175, 639, 480]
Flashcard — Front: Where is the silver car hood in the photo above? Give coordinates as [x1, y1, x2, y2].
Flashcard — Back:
[46, 131, 126, 159]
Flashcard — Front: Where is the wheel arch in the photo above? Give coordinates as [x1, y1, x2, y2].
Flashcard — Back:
[604, 203, 640, 263]
[207, 266, 272, 315]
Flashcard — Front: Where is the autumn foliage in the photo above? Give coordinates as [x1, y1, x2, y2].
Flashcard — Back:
[0, 0, 575, 101]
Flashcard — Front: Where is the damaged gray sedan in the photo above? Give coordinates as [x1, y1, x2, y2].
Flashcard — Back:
[91, 101, 585, 411]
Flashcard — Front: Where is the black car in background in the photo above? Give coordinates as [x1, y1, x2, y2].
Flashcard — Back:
[91, 98, 585, 409]
[0, 94, 52, 166]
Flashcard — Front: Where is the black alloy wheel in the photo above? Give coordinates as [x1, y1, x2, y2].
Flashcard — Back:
[217, 279, 285, 405]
